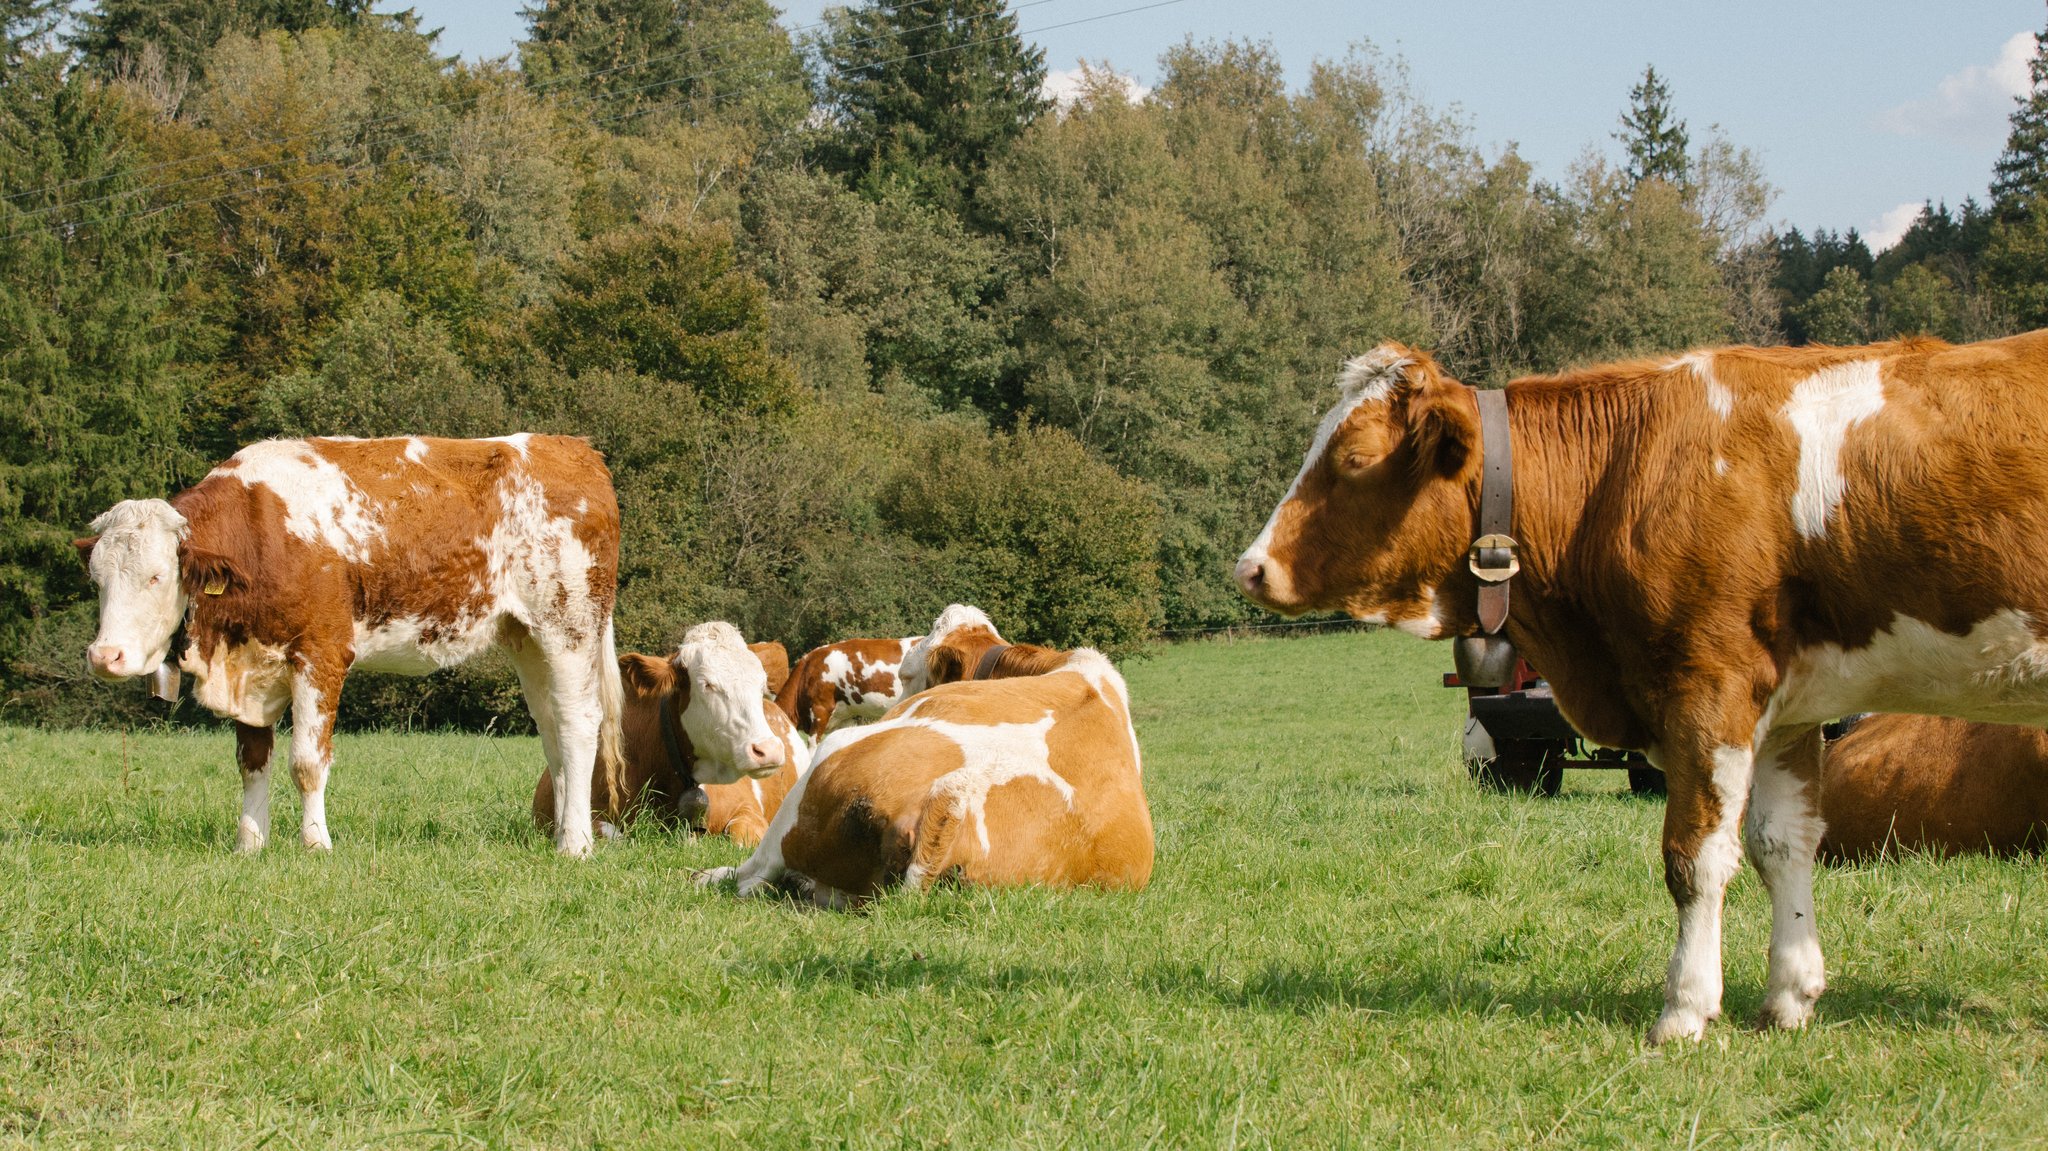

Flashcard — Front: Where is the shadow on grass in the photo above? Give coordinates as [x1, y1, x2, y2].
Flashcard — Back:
[752, 950, 2001, 1031]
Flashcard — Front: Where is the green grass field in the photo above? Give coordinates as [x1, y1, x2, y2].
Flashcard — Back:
[3, 631, 2046, 1148]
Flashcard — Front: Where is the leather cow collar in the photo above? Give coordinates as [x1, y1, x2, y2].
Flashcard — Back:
[1468, 386, 1518, 636]
[972, 644, 1011, 681]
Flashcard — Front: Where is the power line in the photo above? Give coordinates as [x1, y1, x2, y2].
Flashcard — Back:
[2, 0, 1071, 221]
[0, 0, 1188, 244]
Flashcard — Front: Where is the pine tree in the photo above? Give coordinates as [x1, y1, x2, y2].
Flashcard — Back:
[69, 0, 370, 78]
[1615, 65, 1689, 186]
[813, 0, 1049, 214]
[519, 0, 807, 139]
[1, 0, 58, 66]
[1993, 16, 2048, 217]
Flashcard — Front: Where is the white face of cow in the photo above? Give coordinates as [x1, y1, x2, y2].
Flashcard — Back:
[676, 622, 787, 784]
[898, 603, 1001, 697]
[78, 499, 190, 680]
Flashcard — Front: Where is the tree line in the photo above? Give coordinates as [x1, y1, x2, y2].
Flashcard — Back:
[4, 0, 2045, 728]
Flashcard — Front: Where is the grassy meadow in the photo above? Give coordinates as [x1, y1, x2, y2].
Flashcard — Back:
[2, 631, 2046, 1147]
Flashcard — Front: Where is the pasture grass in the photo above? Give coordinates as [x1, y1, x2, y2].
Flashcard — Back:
[3, 631, 2046, 1147]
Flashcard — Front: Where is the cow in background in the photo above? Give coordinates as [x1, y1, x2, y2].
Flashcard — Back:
[1236, 332, 2048, 1042]
[78, 435, 624, 857]
[534, 623, 805, 845]
[700, 645, 1152, 906]
[776, 635, 921, 737]
[896, 603, 1064, 696]
[1819, 716, 2048, 860]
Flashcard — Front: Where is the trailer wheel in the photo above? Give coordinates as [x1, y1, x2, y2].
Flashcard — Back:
[1464, 718, 1563, 796]
[1626, 766, 1666, 797]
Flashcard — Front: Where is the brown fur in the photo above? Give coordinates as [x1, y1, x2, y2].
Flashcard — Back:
[775, 636, 918, 737]
[533, 644, 800, 845]
[1820, 716, 2048, 859]
[749, 642, 790, 696]
[776, 650, 1152, 903]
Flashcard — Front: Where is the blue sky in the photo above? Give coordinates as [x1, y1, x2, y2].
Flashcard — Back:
[402, 0, 2040, 249]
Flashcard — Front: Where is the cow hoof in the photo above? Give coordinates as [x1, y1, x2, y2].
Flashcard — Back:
[301, 825, 332, 851]
[694, 866, 737, 889]
[1756, 988, 1819, 1032]
[235, 822, 267, 854]
[1646, 1008, 1710, 1046]
[596, 821, 621, 841]
[556, 832, 594, 860]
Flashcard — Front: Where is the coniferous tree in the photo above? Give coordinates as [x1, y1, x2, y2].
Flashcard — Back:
[520, 0, 807, 139]
[69, 0, 370, 77]
[1993, 15, 2048, 217]
[813, 0, 1049, 214]
[1615, 65, 1689, 186]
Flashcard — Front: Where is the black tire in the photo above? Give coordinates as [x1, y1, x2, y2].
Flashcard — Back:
[1626, 765, 1666, 797]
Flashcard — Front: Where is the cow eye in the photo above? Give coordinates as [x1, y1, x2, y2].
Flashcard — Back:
[1336, 451, 1379, 477]
[148, 573, 163, 587]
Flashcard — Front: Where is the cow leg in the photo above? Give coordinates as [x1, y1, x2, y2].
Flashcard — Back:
[539, 644, 600, 859]
[1746, 724, 1827, 1030]
[700, 767, 809, 897]
[290, 667, 341, 851]
[506, 641, 567, 834]
[1648, 737, 1754, 1045]
[234, 722, 275, 853]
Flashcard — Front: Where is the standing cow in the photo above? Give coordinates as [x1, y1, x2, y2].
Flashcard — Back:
[77, 434, 624, 858]
[1236, 333, 2048, 1043]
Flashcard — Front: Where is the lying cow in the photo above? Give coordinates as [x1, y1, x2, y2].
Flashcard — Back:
[532, 622, 805, 845]
[699, 646, 1152, 905]
[78, 434, 623, 857]
[895, 603, 1061, 695]
[775, 634, 921, 737]
[1819, 715, 2048, 860]
[1235, 332, 2048, 1042]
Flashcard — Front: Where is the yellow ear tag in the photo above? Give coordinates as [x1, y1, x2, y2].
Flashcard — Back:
[203, 576, 227, 596]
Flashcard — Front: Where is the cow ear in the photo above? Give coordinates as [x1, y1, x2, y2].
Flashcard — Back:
[73, 535, 100, 562]
[927, 645, 965, 687]
[1405, 377, 1480, 479]
[619, 653, 674, 698]
[180, 547, 246, 598]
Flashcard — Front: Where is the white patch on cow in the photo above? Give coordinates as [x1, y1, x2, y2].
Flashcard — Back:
[676, 622, 782, 784]
[920, 712, 1073, 857]
[352, 614, 496, 674]
[1772, 609, 2048, 727]
[1714, 457, 1730, 477]
[900, 605, 1001, 695]
[290, 679, 333, 851]
[485, 432, 532, 457]
[82, 499, 190, 679]
[1336, 344, 1414, 405]
[1650, 743, 1751, 1045]
[238, 748, 271, 853]
[403, 438, 429, 463]
[1666, 351, 1732, 419]
[183, 637, 293, 727]
[1780, 361, 1885, 539]
[1392, 587, 1444, 639]
[1745, 733, 1826, 1031]
[223, 440, 385, 564]
[1067, 649, 1143, 777]
[1241, 348, 1413, 572]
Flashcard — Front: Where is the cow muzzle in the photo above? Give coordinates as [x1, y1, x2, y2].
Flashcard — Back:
[1233, 550, 1298, 612]
[743, 737, 786, 777]
[87, 643, 146, 680]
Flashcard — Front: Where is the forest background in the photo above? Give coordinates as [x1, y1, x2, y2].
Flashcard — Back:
[7, 0, 2048, 729]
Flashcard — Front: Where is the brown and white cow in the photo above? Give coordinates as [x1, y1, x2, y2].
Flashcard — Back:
[775, 634, 922, 738]
[77, 434, 624, 858]
[699, 646, 1151, 905]
[1236, 333, 2048, 1043]
[532, 623, 807, 845]
[1818, 715, 2048, 860]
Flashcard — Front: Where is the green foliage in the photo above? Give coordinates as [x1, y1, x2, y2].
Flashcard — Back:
[1993, 19, 2048, 217]
[520, 0, 808, 140]
[811, 0, 1049, 214]
[252, 290, 509, 439]
[0, 63, 196, 656]
[1792, 265, 1873, 346]
[530, 221, 797, 412]
[68, 0, 370, 78]
[1615, 65, 1688, 187]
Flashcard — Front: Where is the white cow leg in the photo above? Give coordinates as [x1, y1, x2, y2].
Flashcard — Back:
[1649, 741, 1752, 1045]
[700, 767, 809, 897]
[543, 647, 600, 859]
[1747, 726, 1828, 1030]
[233, 722, 274, 853]
[507, 639, 567, 837]
[290, 671, 338, 851]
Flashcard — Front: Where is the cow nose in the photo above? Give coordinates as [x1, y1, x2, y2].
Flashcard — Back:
[747, 739, 783, 769]
[87, 645, 123, 676]
[1234, 554, 1268, 597]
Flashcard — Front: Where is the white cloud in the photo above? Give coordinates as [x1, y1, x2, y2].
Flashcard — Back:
[1042, 66, 1149, 108]
[1877, 30, 2034, 141]
[1866, 201, 1925, 252]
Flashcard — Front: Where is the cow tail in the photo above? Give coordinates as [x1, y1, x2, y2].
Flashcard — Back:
[594, 615, 627, 811]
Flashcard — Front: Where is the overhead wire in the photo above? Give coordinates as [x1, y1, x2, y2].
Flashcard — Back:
[1, 0, 1075, 221]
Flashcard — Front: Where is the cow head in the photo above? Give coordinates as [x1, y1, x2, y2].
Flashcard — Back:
[76, 499, 191, 680]
[674, 621, 788, 783]
[1234, 344, 1480, 636]
[898, 604, 1007, 695]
